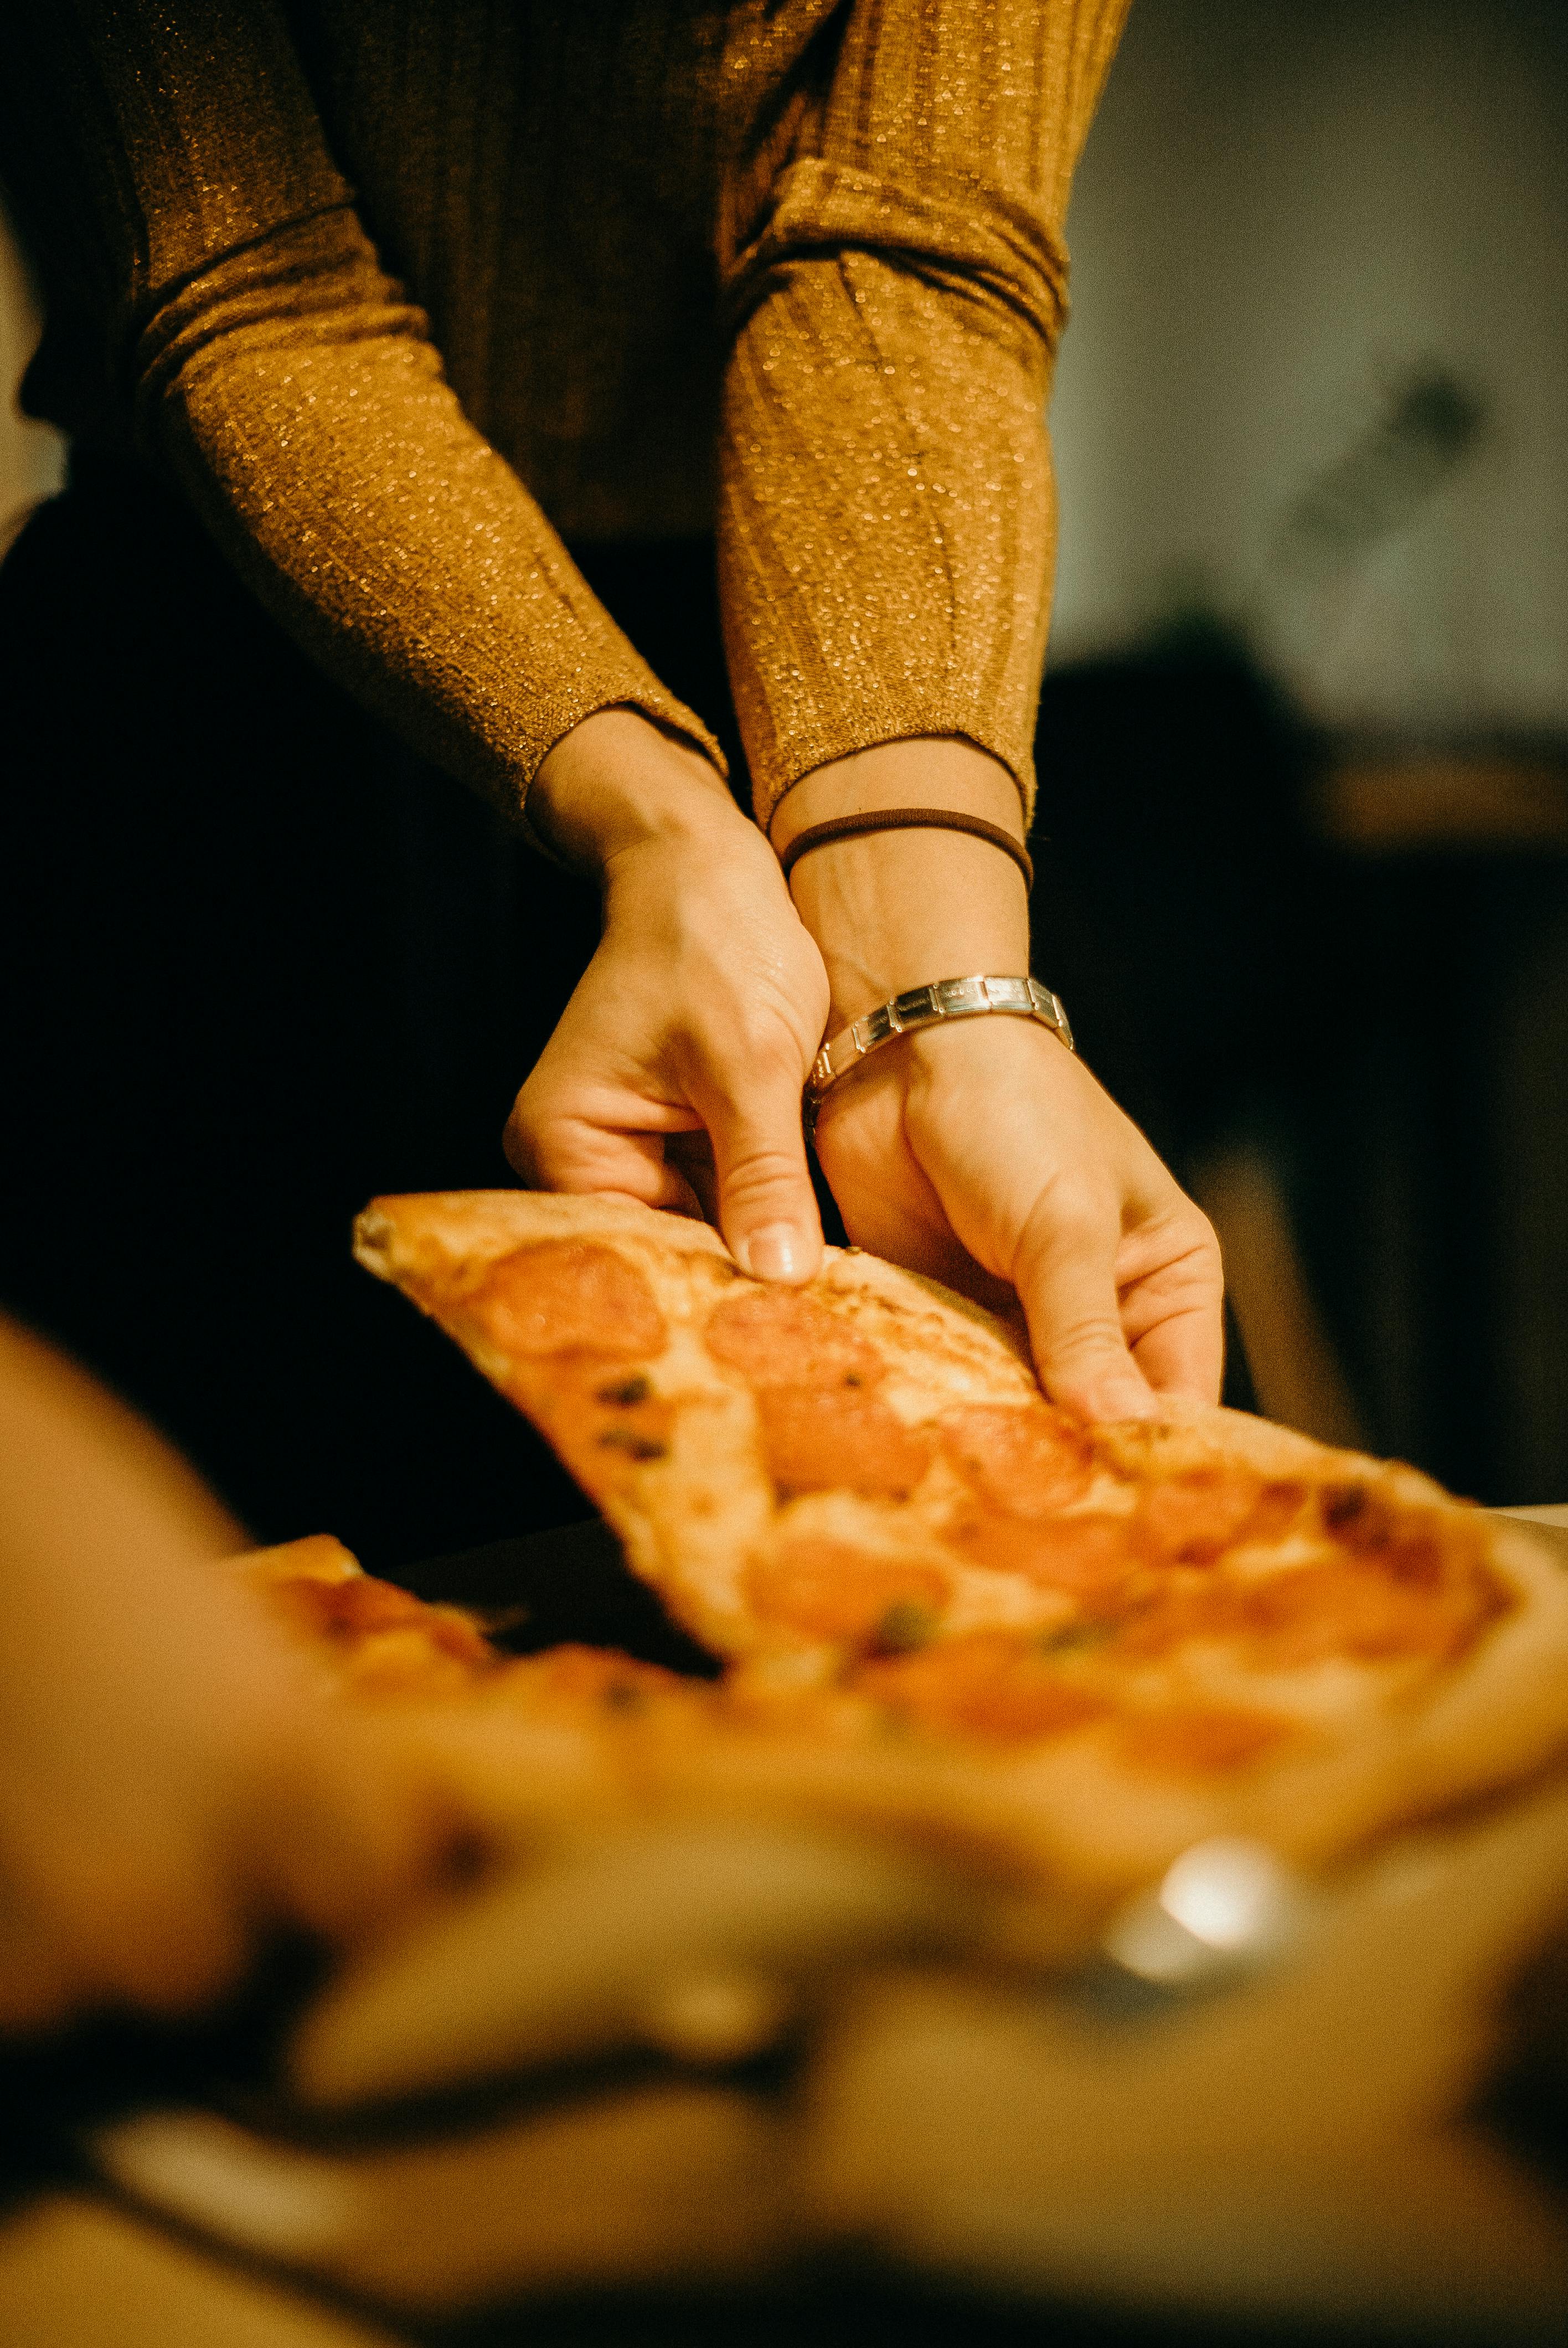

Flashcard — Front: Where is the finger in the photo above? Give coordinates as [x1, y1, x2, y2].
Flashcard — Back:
[1117, 1212, 1226, 1404]
[696, 1069, 823, 1284]
[505, 1098, 704, 1217]
[1012, 1189, 1160, 1421]
[1132, 1299, 1226, 1404]
[506, 1060, 705, 1176]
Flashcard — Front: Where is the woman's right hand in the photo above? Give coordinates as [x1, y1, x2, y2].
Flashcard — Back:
[505, 710, 831, 1283]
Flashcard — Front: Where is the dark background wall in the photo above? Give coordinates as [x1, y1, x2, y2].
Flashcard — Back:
[1035, 0, 1568, 1503]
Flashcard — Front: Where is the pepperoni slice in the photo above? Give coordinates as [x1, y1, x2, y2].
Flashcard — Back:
[746, 1541, 950, 1644]
[463, 1240, 666, 1361]
[1115, 1705, 1293, 1775]
[757, 1384, 933, 1500]
[1260, 1558, 1509, 1665]
[938, 1402, 1094, 1517]
[1241, 1479, 1309, 1543]
[853, 1632, 1111, 1743]
[1131, 1465, 1274, 1566]
[952, 1510, 1133, 1606]
[704, 1288, 885, 1389]
[1110, 1580, 1232, 1659]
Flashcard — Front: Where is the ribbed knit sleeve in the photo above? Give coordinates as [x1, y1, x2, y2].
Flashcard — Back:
[717, 0, 1131, 827]
[0, 1, 724, 825]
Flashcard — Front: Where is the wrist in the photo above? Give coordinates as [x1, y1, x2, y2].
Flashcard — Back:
[774, 739, 1031, 1022]
[769, 737, 1026, 855]
[809, 976, 1075, 1131]
[802, 852, 1030, 1023]
[530, 707, 742, 877]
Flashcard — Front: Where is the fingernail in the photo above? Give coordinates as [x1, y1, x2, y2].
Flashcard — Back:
[744, 1224, 801, 1281]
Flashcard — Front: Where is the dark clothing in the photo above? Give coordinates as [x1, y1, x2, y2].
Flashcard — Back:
[0, 461, 742, 1566]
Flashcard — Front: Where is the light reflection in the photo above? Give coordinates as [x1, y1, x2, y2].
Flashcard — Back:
[1102, 1837, 1307, 1989]
[1159, 1837, 1296, 1952]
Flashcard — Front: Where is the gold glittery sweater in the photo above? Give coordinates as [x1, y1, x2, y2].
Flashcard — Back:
[0, 1, 1128, 829]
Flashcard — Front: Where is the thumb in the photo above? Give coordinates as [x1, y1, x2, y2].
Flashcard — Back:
[700, 1070, 824, 1284]
[1014, 1194, 1159, 1421]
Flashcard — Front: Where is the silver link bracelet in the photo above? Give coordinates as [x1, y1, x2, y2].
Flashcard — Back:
[804, 974, 1074, 1125]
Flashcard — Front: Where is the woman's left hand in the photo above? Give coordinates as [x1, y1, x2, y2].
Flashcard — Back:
[812, 1008, 1224, 1419]
[778, 738, 1225, 1419]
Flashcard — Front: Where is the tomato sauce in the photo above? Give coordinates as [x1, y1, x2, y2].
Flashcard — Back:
[951, 1509, 1133, 1606]
[1116, 1704, 1294, 1774]
[1112, 1554, 1510, 1667]
[270, 1572, 496, 1669]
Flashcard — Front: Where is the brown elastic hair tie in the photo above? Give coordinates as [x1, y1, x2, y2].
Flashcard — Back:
[778, 807, 1034, 891]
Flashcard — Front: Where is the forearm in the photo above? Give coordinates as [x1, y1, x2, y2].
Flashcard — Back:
[157, 293, 721, 821]
[719, 281, 1056, 831]
[716, 0, 1133, 831]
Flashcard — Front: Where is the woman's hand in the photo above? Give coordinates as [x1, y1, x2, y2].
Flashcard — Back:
[507, 711, 829, 1281]
[779, 740, 1225, 1418]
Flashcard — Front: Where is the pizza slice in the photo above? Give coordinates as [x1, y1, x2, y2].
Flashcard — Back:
[349, 1189, 1094, 1671]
